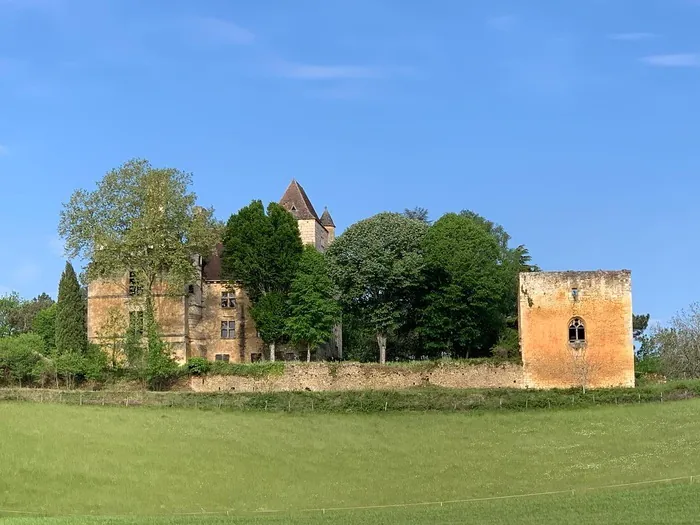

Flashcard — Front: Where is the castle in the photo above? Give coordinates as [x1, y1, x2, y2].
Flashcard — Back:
[87, 180, 341, 364]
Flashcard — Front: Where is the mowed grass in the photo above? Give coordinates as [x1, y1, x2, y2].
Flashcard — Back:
[2, 400, 700, 523]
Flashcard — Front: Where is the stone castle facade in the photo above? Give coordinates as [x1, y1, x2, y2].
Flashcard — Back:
[518, 270, 635, 389]
[87, 180, 340, 364]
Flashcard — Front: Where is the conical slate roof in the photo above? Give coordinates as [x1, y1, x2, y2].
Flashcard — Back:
[279, 179, 320, 221]
[320, 208, 335, 228]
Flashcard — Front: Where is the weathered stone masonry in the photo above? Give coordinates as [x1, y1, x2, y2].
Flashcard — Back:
[519, 270, 634, 389]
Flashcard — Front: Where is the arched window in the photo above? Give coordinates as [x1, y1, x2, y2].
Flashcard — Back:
[569, 318, 586, 344]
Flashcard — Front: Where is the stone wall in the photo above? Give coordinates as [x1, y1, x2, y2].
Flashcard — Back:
[188, 362, 524, 392]
[519, 270, 634, 390]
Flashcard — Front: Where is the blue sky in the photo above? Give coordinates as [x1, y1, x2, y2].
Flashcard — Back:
[1, 0, 699, 325]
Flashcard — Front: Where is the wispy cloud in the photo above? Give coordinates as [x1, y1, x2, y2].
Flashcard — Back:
[274, 62, 386, 80]
[608, 32, 657, 41]
[188, 16, 255, 45]
[641, 53, 700, 67]
[488, 15, 516, 32]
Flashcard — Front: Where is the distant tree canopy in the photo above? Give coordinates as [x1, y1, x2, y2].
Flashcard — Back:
[419, 213, 507, 357]
[335, 209, 538, 361]
[0, 292, 55, 339]
[327, 213, 428, 364]
[58, 158, 220, 298]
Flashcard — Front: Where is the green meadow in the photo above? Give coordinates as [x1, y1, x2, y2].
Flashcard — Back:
[2, 399, 700, 524]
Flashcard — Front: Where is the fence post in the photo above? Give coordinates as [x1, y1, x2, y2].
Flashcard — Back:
[80, 393, 83, 406]
[384, 401, 388, 411]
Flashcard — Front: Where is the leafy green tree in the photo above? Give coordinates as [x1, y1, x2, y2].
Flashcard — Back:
[221, 200, 303, 359]
[419, 213, 507, 357]
[250, 292, 289, 361]
[58, 157, 220, 304]
[33, 303, 58, 354]
[0, 293, 22, 338]
[287, 246, 341, 362]
[55, 262, 88, 356]
[459, 210, 537, 348]
[0, 334, 44, 386]
[327, 213, 428, 364]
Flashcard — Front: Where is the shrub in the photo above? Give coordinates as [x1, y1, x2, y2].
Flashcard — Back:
[0, 334, 45, 386]
[186, 357, 211, 376]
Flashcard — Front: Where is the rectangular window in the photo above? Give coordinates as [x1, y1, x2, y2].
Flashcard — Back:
[129, 311, 144, 337]
[215, 354, 230, 362]
[128, 271, 143, 296]
[250, 353, 262, 363]
[221, 291, 236, 308]
[221, 320, 235, 339]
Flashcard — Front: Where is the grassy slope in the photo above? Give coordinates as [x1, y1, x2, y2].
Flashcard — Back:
[2, 400, 700, 523]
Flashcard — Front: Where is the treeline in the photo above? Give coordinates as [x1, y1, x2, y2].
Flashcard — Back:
[0, 263, 105, 388]
[221, 205, 536, 363]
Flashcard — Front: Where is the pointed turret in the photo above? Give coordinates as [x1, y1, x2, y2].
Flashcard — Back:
[320, 208, 335, 228]
[320, 207, 336, 243]
[279, 179, 320, 221]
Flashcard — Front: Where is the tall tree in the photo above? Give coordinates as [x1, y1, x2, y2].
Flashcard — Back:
[460, 210, 538, 344]
[59, 158, 220, 304]
[55, 262, 88, 356]
[287, 246, 341, 362]
[327, 213, 427, 364]
[221, 200, 303, 360]
[419, 213, 507, 357]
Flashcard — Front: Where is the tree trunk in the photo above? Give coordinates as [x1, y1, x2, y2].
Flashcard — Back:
[269, 342, 276, 362]
[377, 333, 387, 364]
[307, 344, 311, 363]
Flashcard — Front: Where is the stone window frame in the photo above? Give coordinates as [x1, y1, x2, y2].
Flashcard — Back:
[220, 320, 235, 339]
[128, 271, 143, 296]
[568, 317, 586, 347]
[221, 291, 236, 309]
[215, 354, 230, 362]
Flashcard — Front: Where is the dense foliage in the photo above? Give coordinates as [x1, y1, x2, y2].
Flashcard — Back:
[221, 200, 304, 359]
[327, 213, 428, 363]
[58, 158, 220, 299]
[287, 246, 341, 361]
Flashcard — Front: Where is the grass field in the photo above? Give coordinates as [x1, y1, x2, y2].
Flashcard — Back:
[2, 400, 700, 523]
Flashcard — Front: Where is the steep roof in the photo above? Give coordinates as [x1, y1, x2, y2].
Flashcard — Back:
[279, 179, 320, 221]
[320, 208, 336, 228]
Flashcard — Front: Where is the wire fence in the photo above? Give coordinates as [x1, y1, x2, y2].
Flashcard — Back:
[0, 472, 698, 518]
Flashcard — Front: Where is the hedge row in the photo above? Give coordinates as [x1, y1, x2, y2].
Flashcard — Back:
[1, 380, 698, 414]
